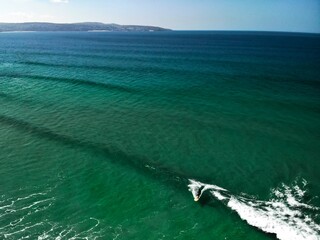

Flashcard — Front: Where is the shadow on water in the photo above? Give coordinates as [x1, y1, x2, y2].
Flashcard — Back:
[197, 194, 217, 207]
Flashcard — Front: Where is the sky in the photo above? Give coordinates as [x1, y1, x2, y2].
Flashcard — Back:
[0, 0, 319, 33]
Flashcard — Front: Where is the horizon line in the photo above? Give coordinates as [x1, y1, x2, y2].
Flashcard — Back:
[0, 22, 319, 34]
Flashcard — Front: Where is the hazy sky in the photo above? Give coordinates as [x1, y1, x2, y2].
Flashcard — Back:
[0, 0, 319, 33]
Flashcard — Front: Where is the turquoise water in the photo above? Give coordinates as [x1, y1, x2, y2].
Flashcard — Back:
[0, 31, 319, 239]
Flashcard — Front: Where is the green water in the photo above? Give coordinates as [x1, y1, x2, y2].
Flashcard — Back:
[0, 31, 319, 239]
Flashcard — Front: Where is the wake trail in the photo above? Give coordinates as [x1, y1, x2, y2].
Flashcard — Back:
[188, 179, 320, 240]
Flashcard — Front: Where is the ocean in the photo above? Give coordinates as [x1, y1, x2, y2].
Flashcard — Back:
[0, 31, 319, 240]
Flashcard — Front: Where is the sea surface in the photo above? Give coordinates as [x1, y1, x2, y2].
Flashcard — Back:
[0, 31, 319, 240]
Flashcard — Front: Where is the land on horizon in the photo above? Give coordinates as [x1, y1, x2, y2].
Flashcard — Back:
[0, 22, 171, 32]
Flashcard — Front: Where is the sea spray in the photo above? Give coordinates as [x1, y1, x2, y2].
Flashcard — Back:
[188, 179, 320, 240]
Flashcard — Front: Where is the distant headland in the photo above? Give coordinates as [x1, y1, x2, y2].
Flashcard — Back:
[0, 22, 171, 32]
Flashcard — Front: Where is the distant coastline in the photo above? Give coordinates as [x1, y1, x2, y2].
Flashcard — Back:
[0, 22, 171, 32]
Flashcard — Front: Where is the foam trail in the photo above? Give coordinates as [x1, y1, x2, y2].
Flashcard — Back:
[188, 179, 320, 240]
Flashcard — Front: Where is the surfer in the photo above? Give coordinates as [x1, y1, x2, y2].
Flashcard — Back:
[194, 185, 205, 201]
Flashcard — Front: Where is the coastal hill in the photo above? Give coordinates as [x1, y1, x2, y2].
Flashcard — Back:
[0, 22, 171, 32]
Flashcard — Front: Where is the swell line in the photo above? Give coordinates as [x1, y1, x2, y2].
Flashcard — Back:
[28, 75, 137, 93]
[18, 60, 320, 89]
[19, 60, 209, 75]
[0, 114, 200, 191]
[0, 73, 137, 94]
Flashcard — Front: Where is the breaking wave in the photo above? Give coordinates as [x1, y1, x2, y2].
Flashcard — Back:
[188, 179, 320, 240]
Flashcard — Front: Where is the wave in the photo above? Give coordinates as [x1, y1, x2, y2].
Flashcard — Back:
[19, 60, 214, 76]
[29, 75, 136, 93]
[0, 73, 137, 94]
[0, 114, 194, 189]
[188, 179, 320, 240]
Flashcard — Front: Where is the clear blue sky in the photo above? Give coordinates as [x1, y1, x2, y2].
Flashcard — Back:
[0, 0, 319, 33]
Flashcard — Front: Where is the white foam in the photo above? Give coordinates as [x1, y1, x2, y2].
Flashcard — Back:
[188, 179, 228, 201]
[210, 190, 227, 200]
[0, 186, 107, 239]
[228, 196, 320, 240]
[188, 179, 320, 240]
